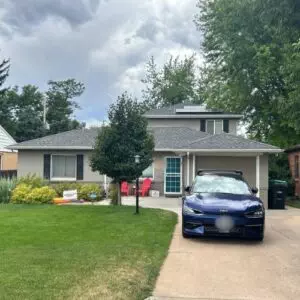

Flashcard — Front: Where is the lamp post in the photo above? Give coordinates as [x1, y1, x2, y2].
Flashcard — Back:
[135, 155, 140, 214]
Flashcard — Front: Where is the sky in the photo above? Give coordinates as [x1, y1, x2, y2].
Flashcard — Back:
[0, 0, 203, 126]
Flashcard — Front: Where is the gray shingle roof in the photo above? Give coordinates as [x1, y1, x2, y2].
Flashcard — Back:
[187, 133, 280, 151]
[8, 128, 100, 150]
[8, 126, 281, 153]
[150, 127, 209, 150]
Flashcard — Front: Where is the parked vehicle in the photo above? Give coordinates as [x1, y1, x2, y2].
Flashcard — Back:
[182, 170, 265, 241]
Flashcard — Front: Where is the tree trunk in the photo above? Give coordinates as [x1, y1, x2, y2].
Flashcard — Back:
[117, 181, 122, 206]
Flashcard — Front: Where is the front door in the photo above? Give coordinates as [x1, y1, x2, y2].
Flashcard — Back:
[164, 157, 182, 195]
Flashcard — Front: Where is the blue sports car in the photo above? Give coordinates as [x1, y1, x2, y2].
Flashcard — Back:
[182, 170, 265, 241]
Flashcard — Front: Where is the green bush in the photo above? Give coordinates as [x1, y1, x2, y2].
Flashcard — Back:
[11, 184, 57, 204]
[0, 178, 17, 203]
[78, 184, 104, 201]
[53, 182, 105, 201]
[11, 184, 33, 204]
[29, 186, 57, 204]
[53, 183, 80, 197]
[17, 174, 45, 188]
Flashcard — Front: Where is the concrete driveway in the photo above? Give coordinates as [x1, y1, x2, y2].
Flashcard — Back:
[123, 197, 300, 300]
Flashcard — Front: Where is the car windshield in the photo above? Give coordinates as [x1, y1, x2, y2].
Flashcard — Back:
[192, 174, 252, 195]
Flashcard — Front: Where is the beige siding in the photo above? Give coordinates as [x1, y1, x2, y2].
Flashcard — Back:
[17, 150, 103, 182]
[148, 119, 200, 131]
[148, 118, 238, 135]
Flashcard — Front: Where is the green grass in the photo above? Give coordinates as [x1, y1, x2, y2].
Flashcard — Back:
[286, 198, 300, 209]
[0, 205, 177, 300]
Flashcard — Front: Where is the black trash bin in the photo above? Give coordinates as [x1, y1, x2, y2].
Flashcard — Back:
[268, 180, 288, 209]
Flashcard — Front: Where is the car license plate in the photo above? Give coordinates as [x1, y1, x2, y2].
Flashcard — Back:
[215, 216, 234, 233]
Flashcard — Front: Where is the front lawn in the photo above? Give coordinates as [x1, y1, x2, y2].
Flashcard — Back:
[0, 205, 177, 300]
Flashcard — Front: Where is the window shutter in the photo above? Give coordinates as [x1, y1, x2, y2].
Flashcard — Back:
[43, 154, 51, 180]
[223, 120, 229, 133]
[200, 119, 206, 132]
[76, 155, 84, 180]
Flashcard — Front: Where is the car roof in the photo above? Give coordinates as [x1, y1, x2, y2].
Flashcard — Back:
[197, 169, 243, 176]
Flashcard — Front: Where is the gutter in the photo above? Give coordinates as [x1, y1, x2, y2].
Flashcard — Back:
[154, 148, 283, 153]
[7, 146, 94, 150]
[145, 114, 243, 119]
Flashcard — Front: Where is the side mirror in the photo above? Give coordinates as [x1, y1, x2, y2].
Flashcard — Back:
[252, 187, 258, 194]
[185, 186, 191, 193]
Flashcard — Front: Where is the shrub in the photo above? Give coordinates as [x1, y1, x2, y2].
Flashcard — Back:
[11, 184, 57, 204]
[78, 184, 104, 201]
[17, 174, 45, 188]
[53, 183, 81, 197]
[0, 178, 17, 203]
[29, 186, 57, 204]
[11, 184, 33, 204]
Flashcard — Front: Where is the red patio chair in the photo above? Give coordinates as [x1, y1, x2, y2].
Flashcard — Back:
[121, 181, 129, 196]
[138, 178, 152, 197]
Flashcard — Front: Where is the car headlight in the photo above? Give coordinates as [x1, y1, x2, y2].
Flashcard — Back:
[183, 203, 204, 215]
[245, 207, 264, 218]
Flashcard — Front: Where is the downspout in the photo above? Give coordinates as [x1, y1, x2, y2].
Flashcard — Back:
[187, 152, 190, 186]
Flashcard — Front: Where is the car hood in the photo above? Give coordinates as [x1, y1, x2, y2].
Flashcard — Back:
[184, 193, 263, 214]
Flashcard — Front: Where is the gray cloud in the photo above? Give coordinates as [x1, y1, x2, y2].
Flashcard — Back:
[1, 0, 102, 34]
[0, 0, 202, 124]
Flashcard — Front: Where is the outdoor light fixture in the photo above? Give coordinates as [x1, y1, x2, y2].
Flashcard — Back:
[134, 155, 141, 214]
[135, 155, 140, 164]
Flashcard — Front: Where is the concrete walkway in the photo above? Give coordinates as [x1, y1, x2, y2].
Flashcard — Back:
[121, 197, 300, 300]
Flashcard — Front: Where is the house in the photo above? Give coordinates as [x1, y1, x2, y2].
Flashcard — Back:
[285, 145, 300, 196]
[8, 104, 281, 207]
[0, 125, 18, 171]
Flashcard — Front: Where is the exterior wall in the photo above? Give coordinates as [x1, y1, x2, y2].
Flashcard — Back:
[0, 152, 18, 170]
[148, 119, 200, 131]
[17, 150, 103, 182]
[148, 118, 238, 135]
[287, 151, 300, 196]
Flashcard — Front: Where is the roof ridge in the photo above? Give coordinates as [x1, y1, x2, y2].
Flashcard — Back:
[189, 133, 213, 145]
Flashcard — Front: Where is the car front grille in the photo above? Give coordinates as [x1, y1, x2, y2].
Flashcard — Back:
[204, 224, 243, 234]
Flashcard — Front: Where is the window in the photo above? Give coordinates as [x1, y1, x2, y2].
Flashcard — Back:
[206, 120, 215, 134]
[165, 157, 182, 194]
[142, 164, 154, 178]
[215, 120, 223, 134]
[52, 155, 76, 179]
[295, 155, 299, 178]
[206, 120, 227, 134]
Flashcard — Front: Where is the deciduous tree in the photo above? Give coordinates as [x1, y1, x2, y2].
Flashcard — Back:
[90, 93, 154, 205]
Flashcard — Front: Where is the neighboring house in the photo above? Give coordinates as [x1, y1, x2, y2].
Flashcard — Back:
[285, 145, 300, 196]
[0, 125, 18, 171]
[8, 104, 282, 207]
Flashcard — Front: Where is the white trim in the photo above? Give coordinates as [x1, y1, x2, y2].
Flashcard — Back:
[193, 154, 196, 179]
[164, 156, 182, 195]
[50, 154, 77, 181]
[256, 155, 260, 197]
[104, 175, 107, 194]
[155, 148, 282, 153]
[187, 152, 190, 186]
[145, 114, 243, 119]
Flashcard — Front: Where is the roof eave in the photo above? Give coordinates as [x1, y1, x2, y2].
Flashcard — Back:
[154, 148, 282, 153]
[8, 146, 94, 150]
[145, 114, 243, 119]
